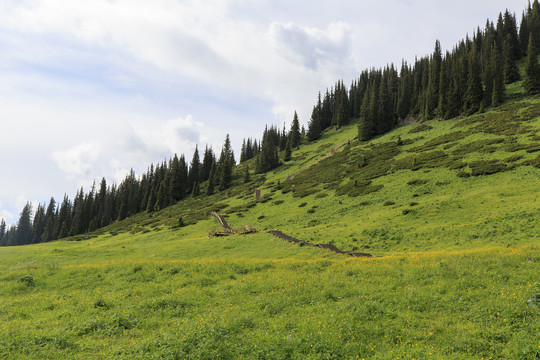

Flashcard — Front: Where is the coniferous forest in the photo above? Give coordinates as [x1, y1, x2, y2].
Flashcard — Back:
[2, 2, 540, 246]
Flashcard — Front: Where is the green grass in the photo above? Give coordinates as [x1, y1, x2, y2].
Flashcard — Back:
[1, 87, 540, 358]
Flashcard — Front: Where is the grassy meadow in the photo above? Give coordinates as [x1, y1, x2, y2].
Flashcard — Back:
[1, 87, 540, 358]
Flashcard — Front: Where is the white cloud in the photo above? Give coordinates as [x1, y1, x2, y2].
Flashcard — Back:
[268, 21, 352, 70]
[0, 202, 14, 224]
[49, 115, 208, 187]
[51, 142, 101, 182]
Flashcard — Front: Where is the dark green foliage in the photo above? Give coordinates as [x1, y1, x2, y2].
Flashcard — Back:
[243, 166, 250, 183]
[15, 203, 32, 245]
[307, 94, 323, 141]
[335, 180, 384, 197]
[217, 135, 235, 191]
[188, 145, 200, 193]
[525, 34, 540, 94]
[0, 218, 6, 246]
[407, 179, 428, 186]
[469, 160, 509, 176]
[408, 124, 433, 134]
[289, 111, 301, 148]
[464, 45, 484, 114]
[283, 140, 292, 162]
[503, 34, 520, 84]
[206, 163, 216, 196]
[256, 129, 280, 174]
[426, 40, 442, 119]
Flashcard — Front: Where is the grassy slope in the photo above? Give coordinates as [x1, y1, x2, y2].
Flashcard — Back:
[1, 86, 540, 359]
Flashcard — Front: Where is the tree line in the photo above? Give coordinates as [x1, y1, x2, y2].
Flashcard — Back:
[0, 136, 235, 246]
[3, 2, 540, 246]
[305, 4, 540, 141]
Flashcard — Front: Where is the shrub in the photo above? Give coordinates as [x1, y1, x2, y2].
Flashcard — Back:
[19, 275, 35, 287]
[298, 202, 308, 208]
[408, 124, 433, 134]
[407, 179, 428, 186]
[383, 201, 395, 206]
[94, 299, 110, 309]
[469, 160, 508, 176]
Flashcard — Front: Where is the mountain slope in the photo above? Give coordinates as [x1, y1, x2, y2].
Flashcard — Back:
[1, 94, 539, 358]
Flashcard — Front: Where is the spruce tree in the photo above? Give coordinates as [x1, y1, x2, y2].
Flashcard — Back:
[15, 203, 32, 245]
[397, 61, 412, 119]
[243, 166, 250, 184]
[520, 10, 530, 56]
[31, 204, 45, 244]
[290, 111, 301, 148]
[0, 218, 6, 246]
[426, 40, 442, 119]
[525, 34, 540, 94]
[42, 197, 56, 242]
[55, 194, 72, 239]
[358, 80, 376, 141]
[200, 146, 215, 182]
[218, 134, 234, 191]
[307, 105, 322, 141]
[464, 45, 484, 114]
[207, 162, 216, 196]
[191, 181, 200, 197]
[503, 34, 520, 83]
[188, 145, 200, 193]
[284, 139, 292, 161]
[491, 45, 505, 106]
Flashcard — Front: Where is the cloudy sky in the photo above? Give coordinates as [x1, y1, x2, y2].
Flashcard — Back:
[0, 0, 527, 225]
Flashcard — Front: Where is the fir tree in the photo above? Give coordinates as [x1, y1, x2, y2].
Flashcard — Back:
[0, 218, 6, 246]
[15, 203, 32, 245]
[200, 146, 215, 182]
[55, 194, 72, 239]
[207, 162, 216, 196]
[524, 34, 540, 94]
[31, 204, 45, 244]
[464, 45, 484, 114]
[243, 166, 250, 183]
[426, 40, 442, 119]
[256, 130, 280, 173]
[503, 34, 520, 83]
[290, 111, 301, 148]
[284, 139, 292, 162]
[188, 145, 200, 192]
[520, 10, 530, 56]
[218, 134, 234, 191]
[42, 198, 56, 242]
[191, 181, 200, 197]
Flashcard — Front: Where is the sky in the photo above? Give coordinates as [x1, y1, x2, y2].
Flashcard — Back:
[0, 0, 528, 225]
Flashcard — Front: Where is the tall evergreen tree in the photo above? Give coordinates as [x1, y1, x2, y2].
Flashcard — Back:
[289, 111, 301, 148]
[206, 162, 216, 196]
[217, 134, 234, 191]
[42, 197, 57, 242]
[520, 10, 530, 56]
[55, 194, 72, 239]
[426, 40, 442, 119]
[0, 218, 6, 246]
[464, 45, 484, 114]
[188, 145, 201, 193]
[525, 34, 540, 94]
[31, 204, 45, 244]
[15, 203, 33, 245]
[200, 146, 215, 182]
[256, 130, 280, 173]
[503, 34, 521, 83]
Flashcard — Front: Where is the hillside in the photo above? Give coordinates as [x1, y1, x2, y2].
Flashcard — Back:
[1, 87, 539, 358]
